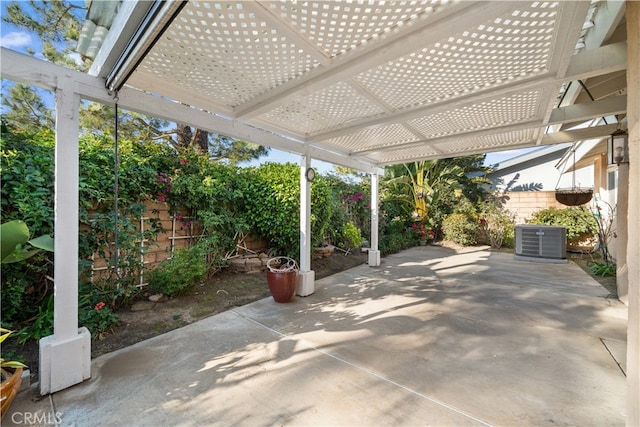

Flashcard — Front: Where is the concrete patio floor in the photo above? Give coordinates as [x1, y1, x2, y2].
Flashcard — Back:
[6, 245, 628, 426]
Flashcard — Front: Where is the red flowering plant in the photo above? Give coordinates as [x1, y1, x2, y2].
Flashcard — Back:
[174, 214, 194, 230]
[78, 295, 118, 340]
[155, 172, 172, 203]
[411, 222, 434, 244]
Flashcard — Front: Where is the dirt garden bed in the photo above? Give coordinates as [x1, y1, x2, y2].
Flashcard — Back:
[8, 250, 368, 384]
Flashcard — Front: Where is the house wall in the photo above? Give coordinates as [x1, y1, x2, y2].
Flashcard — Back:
[488, 149, 594, 192]
[592, 154, 621, 262]
[625, 3, 640, 422]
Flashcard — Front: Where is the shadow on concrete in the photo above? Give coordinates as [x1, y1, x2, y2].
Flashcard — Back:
[6, 245, 627, 426]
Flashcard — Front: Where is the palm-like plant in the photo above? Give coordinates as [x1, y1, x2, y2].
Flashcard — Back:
[0, 329, 27, 372]
[384, 160, 466, 225]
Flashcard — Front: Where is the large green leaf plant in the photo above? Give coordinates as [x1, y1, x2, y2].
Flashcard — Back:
[1, 220, 53, 264]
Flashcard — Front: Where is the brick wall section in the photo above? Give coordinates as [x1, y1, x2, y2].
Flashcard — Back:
[89, 202, 270, 283]
[502, 191, 568, 224]
[89, 202, 194, 283]
[141, 202, 193, 265]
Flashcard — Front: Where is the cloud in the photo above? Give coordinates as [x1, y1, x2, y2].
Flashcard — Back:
[68, 51, 84, 67]
[0, 31, 32, 49]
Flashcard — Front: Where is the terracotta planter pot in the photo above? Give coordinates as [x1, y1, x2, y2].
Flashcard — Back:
[1, 367, 23, 419]
[266, 270, 297, 303]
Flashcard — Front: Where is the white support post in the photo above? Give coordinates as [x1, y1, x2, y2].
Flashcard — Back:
[626, 2, 640, 425]
[297, 155, 315, 296]
[39, 78, 91, 395]
[368, 172, 381, 266]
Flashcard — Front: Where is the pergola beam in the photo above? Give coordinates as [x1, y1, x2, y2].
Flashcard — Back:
[540, 123, 619, 145]
[548, 95, 627, 125]
[565, 41, 628, 82]
[1, 48, 380, 174]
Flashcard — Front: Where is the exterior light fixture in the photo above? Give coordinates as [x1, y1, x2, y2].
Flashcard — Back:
[305, 167, 315, 182]
[608, 128, 629, 166]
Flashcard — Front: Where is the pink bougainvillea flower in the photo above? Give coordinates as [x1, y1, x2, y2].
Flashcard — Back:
[158, 196, 166, 202]
[94, 302, 106, 311]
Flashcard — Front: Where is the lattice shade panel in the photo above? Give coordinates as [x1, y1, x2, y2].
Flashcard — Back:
[323, 123, 421, 154]
[355, 2, 559, 111]
[434, 128, 539, 155]
[407, 90, 543, 139]
[263, 1, 442, 58]
[260, 82, 386, 135]
[117, 0, 595, 170]
[136, 1, 319, 107]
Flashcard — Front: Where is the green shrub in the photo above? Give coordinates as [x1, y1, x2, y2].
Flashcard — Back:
[341, 221, 363, 250]
[310, 177, 337, 247]
[148, 245, 207, 297]
[479, 201, 515, 249]
[442, 213, 478, 246]
[588, 261, 616, 277]
[528, 207, 598, 242]
[15, 294, 53, 344]
[242, 163, 300, 258]
[379, 217, 415, 255]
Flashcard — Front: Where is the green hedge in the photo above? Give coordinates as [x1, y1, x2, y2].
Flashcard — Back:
[442, 213, 478, 246]
[528, 206, 598, 242]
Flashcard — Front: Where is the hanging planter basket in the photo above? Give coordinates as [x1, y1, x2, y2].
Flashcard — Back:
[555, 145, 594, 207]
[554, 188, 593, 206]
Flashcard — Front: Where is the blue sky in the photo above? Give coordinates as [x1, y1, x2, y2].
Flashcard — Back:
[1, 2, 531, 173]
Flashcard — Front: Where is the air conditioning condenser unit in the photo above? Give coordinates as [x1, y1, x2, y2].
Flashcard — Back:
[515, 225, 567, 263]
